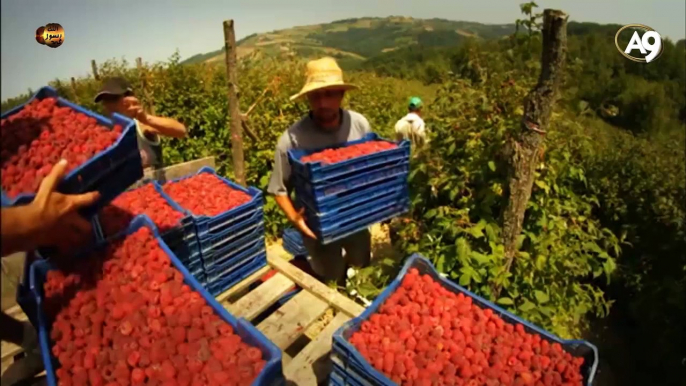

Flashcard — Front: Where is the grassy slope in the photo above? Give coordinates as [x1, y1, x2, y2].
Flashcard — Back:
[181, 16, 516, 65]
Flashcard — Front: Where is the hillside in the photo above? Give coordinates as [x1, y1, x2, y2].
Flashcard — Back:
[180, 17, 516, 66]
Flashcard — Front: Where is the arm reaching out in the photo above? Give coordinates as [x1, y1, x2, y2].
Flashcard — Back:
[1, 159, 100, 256]
[122, 96, 187, 138]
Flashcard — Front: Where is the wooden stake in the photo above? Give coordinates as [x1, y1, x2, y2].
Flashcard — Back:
[70, 77, 78, 102]
[91, 59, 100, 80]
[135, 57, 156, 115]
[223, 19, 245, 186]
[497, 9, 568, 297]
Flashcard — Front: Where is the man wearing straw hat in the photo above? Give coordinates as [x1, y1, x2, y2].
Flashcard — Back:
[268, 57, 372, 285]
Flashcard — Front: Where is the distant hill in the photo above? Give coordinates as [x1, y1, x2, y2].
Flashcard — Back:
[180, 17, 517, 66]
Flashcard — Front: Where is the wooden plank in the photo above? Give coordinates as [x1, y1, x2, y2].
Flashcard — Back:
[267, 253, 365, 318]
[216, 265, 271, 304]
[142, 156, 216, 183]
[285, 312, 351, 386]
[227, 273, 295, 321]
[216, 245, 293, 304]
[1, 341, 21, 362]
[1, 307, 29, 363]
[257, 291, 329, 350]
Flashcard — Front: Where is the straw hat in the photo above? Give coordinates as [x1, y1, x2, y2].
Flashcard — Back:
[290, 57, 357, 101]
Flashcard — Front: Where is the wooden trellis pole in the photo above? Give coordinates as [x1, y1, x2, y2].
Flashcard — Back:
[223, 19, 246, 186]
[496, 9, 568, 297]
[136, 57, 156, 115]
[91, 59, 100, 80]
[70, 77, 78, 103]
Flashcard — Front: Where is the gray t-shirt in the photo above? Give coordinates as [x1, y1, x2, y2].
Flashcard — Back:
[267, 109, 372, 196]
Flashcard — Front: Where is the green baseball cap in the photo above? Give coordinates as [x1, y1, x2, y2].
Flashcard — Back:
[408, 96, 423, 110]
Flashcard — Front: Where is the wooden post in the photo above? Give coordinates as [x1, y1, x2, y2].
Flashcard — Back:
[497, 9, 568, 296]
[136, 57, 156, 115]
[223, 19, 246, 186]
[70, 77, 78, 102]
[91, 59, 100, 80]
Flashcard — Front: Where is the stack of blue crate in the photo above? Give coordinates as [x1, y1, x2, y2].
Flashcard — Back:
[158, 167, 266, 296]
[288, 133, 411, 244]
[282, 228, 308, 257]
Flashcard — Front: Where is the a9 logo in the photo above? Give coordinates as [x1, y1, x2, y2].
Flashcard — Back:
[615, 24, 663, 63]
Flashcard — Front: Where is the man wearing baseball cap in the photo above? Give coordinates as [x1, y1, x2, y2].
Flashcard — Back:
[394, 96, 427, 147]
[267, 57, 373, 285]
[95, 77, 187, 170]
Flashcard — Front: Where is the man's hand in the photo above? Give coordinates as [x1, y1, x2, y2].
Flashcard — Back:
[291, 208, 317, 240]
[122, 96, 150, 124]
[1, 160, 100, 256]
[28, 159, 100, 241]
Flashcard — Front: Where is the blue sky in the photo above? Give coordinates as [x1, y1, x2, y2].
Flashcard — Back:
[2, 0, 684, 99]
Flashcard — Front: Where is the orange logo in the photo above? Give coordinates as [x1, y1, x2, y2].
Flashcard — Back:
[36, 23, 64, 48]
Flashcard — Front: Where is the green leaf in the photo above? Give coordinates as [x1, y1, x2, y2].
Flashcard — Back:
[534, 290, 549, 304]
[488, 161, 496, 172]
[519, 300, 536, 312]
[497, 297, 514, 305]
[456, 238, 471, 264]
[357, 282, 378, 298]
[424, 209, 438, 219]
[471, 252, 492, 265]
[535, 255, 546, 270]
[459, 273, 471, 286]
[435, 255, 446, 272]
[534, 180, 550, 193]
[448, 143, 456, 155]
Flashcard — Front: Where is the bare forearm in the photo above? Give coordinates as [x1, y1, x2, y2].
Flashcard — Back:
[274, 195, 298, 222]
[1, 207, 39, 256]
[143, 115, 187, 138]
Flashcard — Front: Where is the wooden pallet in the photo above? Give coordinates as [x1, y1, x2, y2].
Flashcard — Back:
[218, 251, 365, 385]
[1, 249, 364, 385]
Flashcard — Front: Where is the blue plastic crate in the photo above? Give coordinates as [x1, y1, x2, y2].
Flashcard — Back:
[201, 224, 265, 268]
[157, 167, 264, 238]
[330, 358, 370, 386]
[303, 186, 408, 230]
[283, 237, 308, 257]
[288, 133, 410, 183]
[193, 214, 264, 259]
[28, 215, 284, 386]
[95, 182, 203, 267]
[311, 200, 410, 244]
[332, 254, 600, 386]
[297, 174, 407, 215]
[294, 161, 409, 204]
[207, 245, 266, 285]
[208, 251, 268, 297]
[1, 86, 142, 217]
[205, 237, 266, 275]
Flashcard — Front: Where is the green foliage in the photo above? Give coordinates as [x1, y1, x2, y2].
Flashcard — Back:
[390, 72, 620, 339]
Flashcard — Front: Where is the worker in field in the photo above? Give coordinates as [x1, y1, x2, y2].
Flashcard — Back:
[94, 76, 187, 171]
[268, 57, 372, 285]
[394, 96, 427, 147]
[1, 160, 99, 386]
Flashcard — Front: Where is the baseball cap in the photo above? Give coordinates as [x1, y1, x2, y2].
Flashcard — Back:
[94, 77, 133, 103]
[408, 96, 423, 110]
